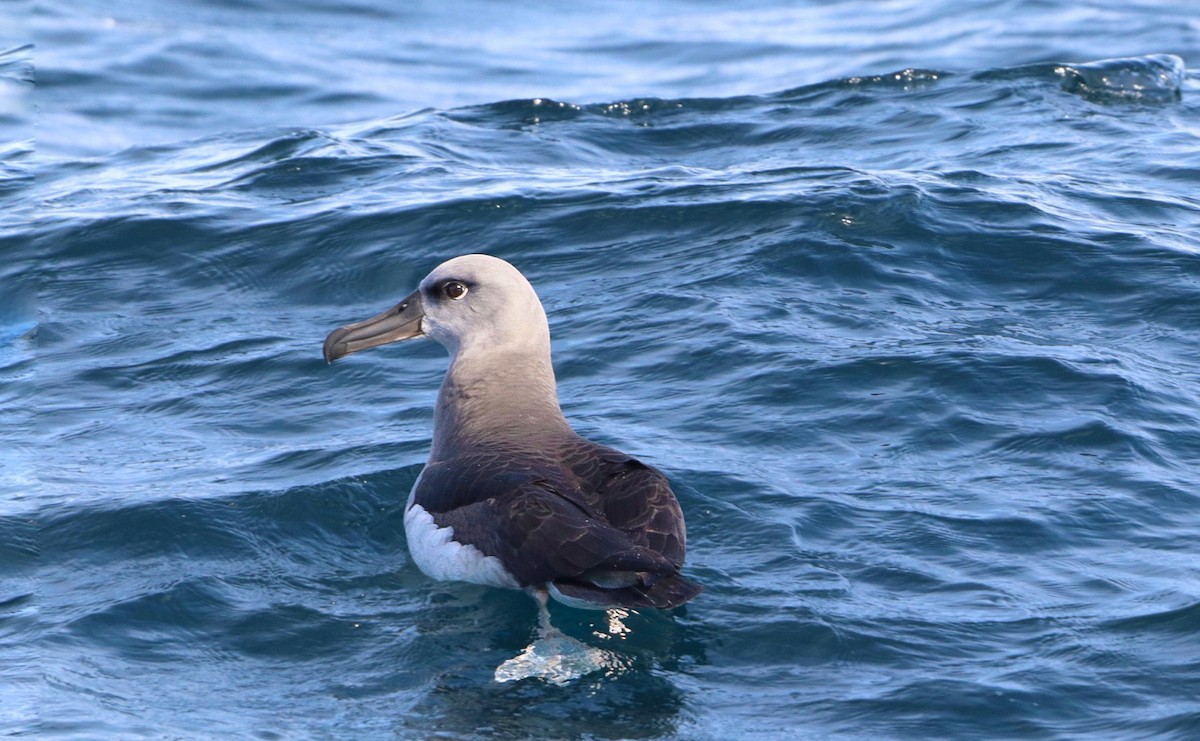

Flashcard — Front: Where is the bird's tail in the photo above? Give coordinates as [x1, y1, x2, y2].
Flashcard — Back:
[550, 573, 702, 610]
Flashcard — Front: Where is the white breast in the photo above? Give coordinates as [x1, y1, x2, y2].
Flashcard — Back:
[403, 476, 520, 589]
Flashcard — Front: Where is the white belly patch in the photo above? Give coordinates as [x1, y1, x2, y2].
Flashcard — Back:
[403, 502, 520, 589]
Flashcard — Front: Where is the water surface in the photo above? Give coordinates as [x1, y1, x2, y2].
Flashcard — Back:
[5, 1, 1200, 738]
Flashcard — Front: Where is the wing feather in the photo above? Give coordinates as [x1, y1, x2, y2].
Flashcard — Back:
[409, 436, 699, 606]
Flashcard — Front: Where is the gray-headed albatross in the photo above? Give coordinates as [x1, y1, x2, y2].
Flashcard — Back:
[323, 254, 701, 619]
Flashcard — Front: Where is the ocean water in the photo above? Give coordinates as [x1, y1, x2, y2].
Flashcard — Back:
[5, 0, 1200, 738]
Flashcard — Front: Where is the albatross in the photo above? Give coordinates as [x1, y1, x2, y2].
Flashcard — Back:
[323, 254, 701, 615]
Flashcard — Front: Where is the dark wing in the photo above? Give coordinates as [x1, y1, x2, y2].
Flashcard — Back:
[560, 439, 689, 569]
[413, 443, 701, 609]
[416, 458, 678, 583]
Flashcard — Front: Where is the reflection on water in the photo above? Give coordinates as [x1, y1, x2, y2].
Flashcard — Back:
[494, 629, 619, 686]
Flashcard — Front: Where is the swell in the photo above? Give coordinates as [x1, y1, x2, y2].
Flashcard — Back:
[34, 469, 415, 638]
[32, 54, 1192, 222]
[17, 47, 1200, 739]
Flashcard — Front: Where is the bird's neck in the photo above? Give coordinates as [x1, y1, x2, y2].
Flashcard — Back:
[431, 344, 571, 459]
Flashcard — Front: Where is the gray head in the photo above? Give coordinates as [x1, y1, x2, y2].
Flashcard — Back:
[323, 254, 551, 363]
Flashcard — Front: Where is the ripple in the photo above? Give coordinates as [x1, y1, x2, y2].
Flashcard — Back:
[19, 12, 1200, 737]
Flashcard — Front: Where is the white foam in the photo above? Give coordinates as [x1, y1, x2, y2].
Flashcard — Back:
[493, 630, 615, 686]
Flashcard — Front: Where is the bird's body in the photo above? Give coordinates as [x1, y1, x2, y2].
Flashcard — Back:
[324, 254, 700, 610]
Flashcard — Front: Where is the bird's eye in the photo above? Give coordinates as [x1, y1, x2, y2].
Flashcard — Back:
[442, 281, 468, 300]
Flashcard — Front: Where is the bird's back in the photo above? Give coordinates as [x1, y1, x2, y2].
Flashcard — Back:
[409, 432, 700, 608]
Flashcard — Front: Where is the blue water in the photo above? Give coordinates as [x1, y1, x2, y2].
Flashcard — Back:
[5, 1, 1200, 738]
